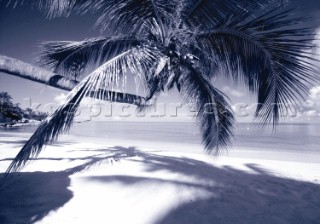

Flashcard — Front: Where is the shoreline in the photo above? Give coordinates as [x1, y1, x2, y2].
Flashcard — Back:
[0, 120, 41, 128]
[1, 130, 320, 180]
[2, 129, 320, 162]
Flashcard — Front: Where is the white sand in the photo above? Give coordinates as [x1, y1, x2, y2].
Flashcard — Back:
[0, 132, 320, 224]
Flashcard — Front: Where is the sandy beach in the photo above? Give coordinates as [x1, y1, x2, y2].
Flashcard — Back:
[0, 127, 320, 224]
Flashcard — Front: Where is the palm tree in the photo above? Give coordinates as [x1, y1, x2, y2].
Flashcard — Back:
[3, 0, 319, 174]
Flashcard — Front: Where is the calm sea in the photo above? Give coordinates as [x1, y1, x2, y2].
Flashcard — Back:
[1, 122, 319, 152]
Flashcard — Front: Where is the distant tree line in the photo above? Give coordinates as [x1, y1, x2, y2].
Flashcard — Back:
[0, 92, 48, 124]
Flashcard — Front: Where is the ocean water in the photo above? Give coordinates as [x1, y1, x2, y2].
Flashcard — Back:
[1, 122, 319, 152]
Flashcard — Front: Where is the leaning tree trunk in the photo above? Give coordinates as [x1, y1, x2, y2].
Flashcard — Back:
[0, 55, 146, 106]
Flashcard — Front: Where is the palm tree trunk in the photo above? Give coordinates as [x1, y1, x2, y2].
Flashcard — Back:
[0, 55, 146, 106]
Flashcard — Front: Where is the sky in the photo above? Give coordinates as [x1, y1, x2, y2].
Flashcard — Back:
[0, 0, 320, 122]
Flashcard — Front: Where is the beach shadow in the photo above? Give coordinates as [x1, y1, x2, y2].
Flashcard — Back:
[70, 146, 320, 224]
[155, 164, 320, 224]
[0, 172, 73, 224]
[64, 146, 139, 174]
[1, 146, 320, 224]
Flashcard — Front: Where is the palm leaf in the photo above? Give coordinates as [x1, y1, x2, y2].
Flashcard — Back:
[39, 36, 144, 80]
[2, 0, 79, 17]
[145, 56, 169, 98]
[180, 63, 234, 153]
[5, 46, 162, 174]
[135, 56, 170, 113]
[4, 81, 88, 174]
[5, 0, 176, 34]
[184, 0, 288, 27]
[84, 0, 176, 34]
[198, 9, 318, 125]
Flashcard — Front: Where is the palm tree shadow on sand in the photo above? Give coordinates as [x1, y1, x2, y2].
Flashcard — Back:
[79, 146, 320, 224]
[1, 146, 320, 224]
[0, 172, 72, 224]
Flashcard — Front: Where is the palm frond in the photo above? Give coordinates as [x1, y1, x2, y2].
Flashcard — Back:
[85, 0, 176, 34]
[136, 56, 170, 112]
[184, 0, 288, 28]
[5, 81, 88, 174]
[181, 63, 234, 153]
[3, 0, 79, 17]
[198, 9, 319, 125]
[145, 57, 169, 97]
[4, 0, 176, 34]
[5, 46, 163, 174]
[39, 36, 144, 80]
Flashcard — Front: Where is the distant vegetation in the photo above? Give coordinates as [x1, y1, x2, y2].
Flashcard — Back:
[0, 92, 48, 125]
